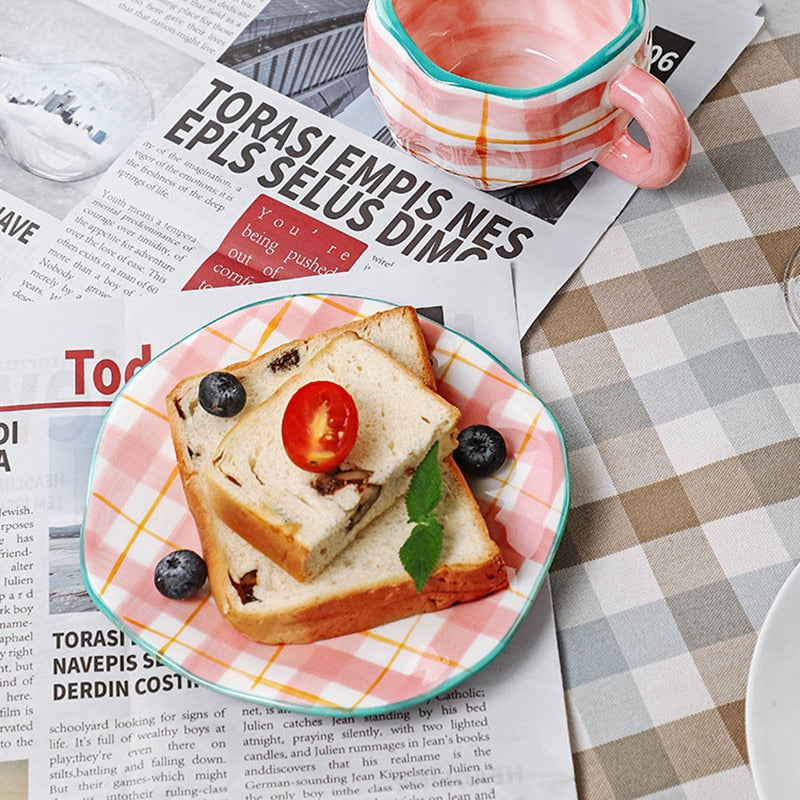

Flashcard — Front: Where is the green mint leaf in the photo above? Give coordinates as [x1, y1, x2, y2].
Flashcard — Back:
[399, 519, 444, 592]
[401, 443, 444, 592]
[405, 442, 442, 523]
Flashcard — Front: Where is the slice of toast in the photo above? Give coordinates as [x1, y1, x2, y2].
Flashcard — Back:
[166, 306, 508, 643]
[210, 454, 507, 643]
[205, 331, 461, 581]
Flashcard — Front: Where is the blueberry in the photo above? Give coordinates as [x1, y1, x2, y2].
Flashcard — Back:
[198, 371, 246, 417]
[453, 425, 507, 477]
[154, 549, 207, 599]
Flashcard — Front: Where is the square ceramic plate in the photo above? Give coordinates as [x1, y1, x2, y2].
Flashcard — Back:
[81, 294, 569, 716]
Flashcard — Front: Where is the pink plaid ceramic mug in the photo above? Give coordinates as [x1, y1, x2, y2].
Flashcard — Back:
[364, 0, 692, 190]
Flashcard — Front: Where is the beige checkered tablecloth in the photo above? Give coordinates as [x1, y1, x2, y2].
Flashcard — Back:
[520, 6, 800, 800]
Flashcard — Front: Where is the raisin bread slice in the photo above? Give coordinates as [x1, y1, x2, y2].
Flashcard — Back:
[209, 455, 508, 643]
[204, 331, 461, 581]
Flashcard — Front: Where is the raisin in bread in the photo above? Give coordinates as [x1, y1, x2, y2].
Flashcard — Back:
[205, 331, 461, 581]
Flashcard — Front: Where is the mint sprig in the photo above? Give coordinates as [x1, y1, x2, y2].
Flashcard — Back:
[399, 442, 444, 592]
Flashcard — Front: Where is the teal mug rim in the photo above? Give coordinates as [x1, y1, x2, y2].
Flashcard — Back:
[372, 0, 648, 99]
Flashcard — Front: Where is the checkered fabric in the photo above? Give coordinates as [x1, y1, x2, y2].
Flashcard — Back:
[521, 23, 800, 800]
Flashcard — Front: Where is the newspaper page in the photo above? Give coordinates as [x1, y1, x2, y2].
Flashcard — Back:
[0, 260, 576, 799]
[0, 0, 763, 332]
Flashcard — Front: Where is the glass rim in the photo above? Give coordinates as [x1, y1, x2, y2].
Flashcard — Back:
[783, 242, 800, 330]
[372, 0, 648, 99]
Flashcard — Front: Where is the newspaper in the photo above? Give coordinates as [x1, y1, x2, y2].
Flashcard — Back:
[0, 0, 762, 332]
[1, 261, 577, 799]
[0, 0, 763, 798]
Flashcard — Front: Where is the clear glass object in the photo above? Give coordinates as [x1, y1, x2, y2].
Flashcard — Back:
[0, 55, 153, 182]
[784, 244, 800, 330]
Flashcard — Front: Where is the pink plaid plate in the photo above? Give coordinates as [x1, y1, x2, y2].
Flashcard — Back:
[81, 294, 569, 715]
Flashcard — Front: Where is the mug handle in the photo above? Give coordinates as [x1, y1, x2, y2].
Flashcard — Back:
[596, 64, 692, 189]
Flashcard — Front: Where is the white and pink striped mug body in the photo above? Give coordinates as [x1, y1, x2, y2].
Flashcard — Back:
[364, 0, 691, 190]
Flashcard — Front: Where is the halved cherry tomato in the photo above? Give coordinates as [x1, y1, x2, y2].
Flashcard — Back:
[281, 381, 358, 472]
